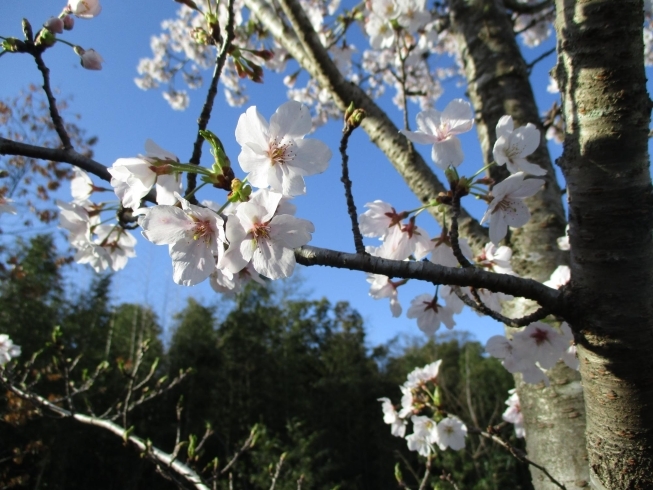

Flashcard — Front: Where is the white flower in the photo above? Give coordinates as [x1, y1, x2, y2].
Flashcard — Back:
[375, 220, 433, 260]
[435, 416, 467, 451]
[430, 236, 473, 267]
[476, 242, 515, 275]
[480, 172, 544, 245]
[359, 200, 404, 238]
[378, 397, 407, 437]
[396, 0, 431, 32]
[140, 195, 226, 286]
[92, 224, 137, 271]
[512, 322, 569, 370]
[235, 101, 331, 197]
[365, 14, 396, 49]
[407, 415, 438, 456]
[405, 360, 442, 388]
[493, 115, 545, 176]
[544, 265, 570, 289]
[406, 294, 455, 335]
[560, 322, 579, 371]
[557, 225, 570, 250]
[0, 334, 21, 367]
[109, 140, 182, 210]
[400, 99, 474, 169]
[68, 0, 102, 18]
[57, 199, 99, 246]
[210, 263, 266, 297]
[502, 389, 525, 438]
[0, 197, 17, 216]
[220, 190, 313, 280]
[71, 168, 94, 202]
[366, 274, 403, 317]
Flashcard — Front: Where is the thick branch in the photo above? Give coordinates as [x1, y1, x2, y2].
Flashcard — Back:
[504, 0, 554, 15]
[0, 137, 111, 182]
[294, 245, 564, 315]
[245, 0, 488, 251]
[5, 383, 209, 490]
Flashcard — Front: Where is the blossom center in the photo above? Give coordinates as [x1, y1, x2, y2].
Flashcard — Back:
[192, 219, 213, 243]
[267, 138, 295, 166]
[252, 221, 271, 241]
[529, 327, 551, 346]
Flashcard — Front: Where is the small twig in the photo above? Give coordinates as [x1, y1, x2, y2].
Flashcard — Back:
[440, 471, 461, 490]
[32, 52, 73, 150]
[468, 426, 567, 490]
[449, 192, 473, 268]
[269, 453, 286, 490]
[417, 455, 432, 490]
[504, 0, 553, 14]
[219, 425, 258, 475]
[186, 0, 237, 201]
[339, 115, 366, 254]
[526, 47, 556, 73]
[296, 475, 304, 490]
[453, 286, 551, 327]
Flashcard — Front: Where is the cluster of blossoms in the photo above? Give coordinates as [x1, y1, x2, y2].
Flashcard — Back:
[502, 389, 525, 438]
[379, 360, 468, 456]
[55, 101, 330, 292]
[0, 334, 21, 368]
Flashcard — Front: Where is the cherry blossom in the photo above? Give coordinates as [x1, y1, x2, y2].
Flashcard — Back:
[71, 168, 94, 202]
[430, 234, 473, 267]
[220, 190, 314, 280]
[109, 140, 182, 210]
[407, 415, 438, 456]
[476, 242, 516, 275]
[400, 99, 474, 169]
[480, 172, 544, 245]
[140, 195, 225, 286]
[56, 199, 99, 246]
[68, 0, 102, 18]
[406, 294, 455, 335]
[210, 263, 267, 297]
[45, 17, 64, 34]
[512, 322, 569, 370]
[378, 397, 407, 437]
[493, 115, 545, 176]
[359, 200, 405, 239]
[486, 335, 550, 385]
[0, 334, 21, 367]
[91, 224, 137, 272]
[560, 322, 579, 371]
[544, 265, 570, 289]
[235, 101, 331, 197]
[366, 274, 404, 317]
[405, 360, 442, 388]
[374, 219, 433, 260]
[502, 389, 525, 438]
[435, 416, 467, 451]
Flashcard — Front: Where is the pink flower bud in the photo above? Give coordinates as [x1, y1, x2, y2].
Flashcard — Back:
[76, 48, 103, 70]
[63, 15, 75, 30]
[44, 17, 64, 34]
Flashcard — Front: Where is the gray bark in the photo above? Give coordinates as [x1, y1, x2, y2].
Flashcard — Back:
[554, 0, 653, 488]
[448, 1, 589, 487]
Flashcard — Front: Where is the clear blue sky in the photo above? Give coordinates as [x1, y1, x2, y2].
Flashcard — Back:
[0, 0, 626, 347]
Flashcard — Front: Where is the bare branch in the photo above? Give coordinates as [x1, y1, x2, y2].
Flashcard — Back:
[468, 426, 567, 490]
[294, 245, 565, 315]
[4, 381, 209, 490]
[33, 52, 73, 150]
[339, 113, 366, 254]
[0, 137, 111, 182]
[219, 425, 258, 475]
[186, 0, 237, 201]
[269, 453, 286, 490]
[504, 0, 553, 15]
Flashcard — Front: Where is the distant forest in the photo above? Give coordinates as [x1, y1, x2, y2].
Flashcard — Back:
[1, 235, 532, 489]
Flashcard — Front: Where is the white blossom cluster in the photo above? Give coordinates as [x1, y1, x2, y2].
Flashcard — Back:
[54, 101, 330, 294]
[0, 334, 21, 367]
[378, 360, 468, 456]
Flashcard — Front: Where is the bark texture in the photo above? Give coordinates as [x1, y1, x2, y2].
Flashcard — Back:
[448, 1, 588, 487]
[554, 0, 653, 488]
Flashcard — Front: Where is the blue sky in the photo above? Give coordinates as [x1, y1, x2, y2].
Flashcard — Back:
[0, 0, 600, 347]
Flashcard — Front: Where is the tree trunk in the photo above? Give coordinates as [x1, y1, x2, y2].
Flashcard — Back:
[554, 0, 653, 488]
[449, 1, 589, 487]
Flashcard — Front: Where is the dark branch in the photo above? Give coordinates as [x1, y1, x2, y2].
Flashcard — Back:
[33, 52, 73, 150]
[339, 122, 365, 254]
[186, 0, 237, 202]
[526, 47, 556, 73]
[0, 137, 111, 181]
[294, 245, 565, 315]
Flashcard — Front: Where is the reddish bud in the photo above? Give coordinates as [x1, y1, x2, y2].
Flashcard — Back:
[44, 17, 64, 34]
